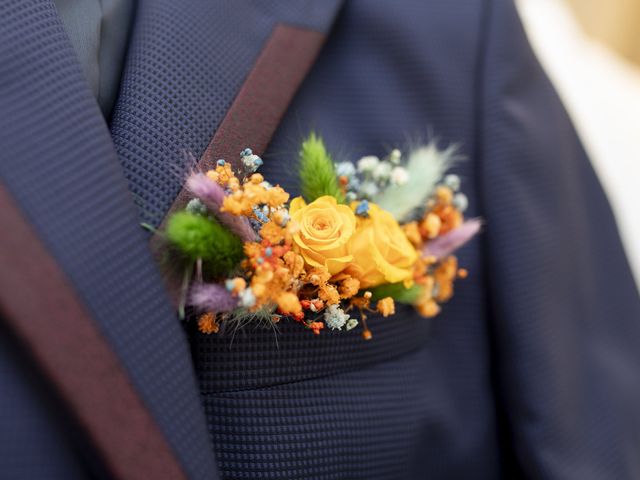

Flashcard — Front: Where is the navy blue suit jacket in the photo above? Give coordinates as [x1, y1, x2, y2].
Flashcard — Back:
[1, 1, 639, 479]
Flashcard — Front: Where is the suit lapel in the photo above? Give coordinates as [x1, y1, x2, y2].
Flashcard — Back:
[0, 1, 217, 478]
[0, 185, 187, 480]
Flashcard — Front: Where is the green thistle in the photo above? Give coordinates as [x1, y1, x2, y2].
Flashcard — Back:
[165, 211, 244, 278]
[299, 132, 345, 203]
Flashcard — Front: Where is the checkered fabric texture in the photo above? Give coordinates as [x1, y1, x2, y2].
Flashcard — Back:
[1, 0, 639, 479]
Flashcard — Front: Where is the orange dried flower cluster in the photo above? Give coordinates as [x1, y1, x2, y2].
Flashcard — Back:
[420, 185, 464, 238]
[376, 297, 396, 317]
[206, 162, 240, 191]
[197, 312, 219, 334]
[221, 173, 289, 216]
[407, 183, 472, 317]
[242, 238, 306, 317]
[412, 255, 465, 318]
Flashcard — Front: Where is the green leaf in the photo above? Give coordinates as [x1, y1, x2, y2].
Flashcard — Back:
[165, 211, 244, 278]
[299, 132, 345, 203]
[366, 282, 423, 304]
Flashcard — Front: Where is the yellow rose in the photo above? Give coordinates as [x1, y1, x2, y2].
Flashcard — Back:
[289, 196, 356, 275]
[349, 203, 418, 289]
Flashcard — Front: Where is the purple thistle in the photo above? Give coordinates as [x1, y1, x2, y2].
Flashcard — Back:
[189, 283, 238, 313]
[186, 173, 257, 242]
[422, 218, 482, 260]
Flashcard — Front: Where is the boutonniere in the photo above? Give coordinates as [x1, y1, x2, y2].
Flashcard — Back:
[154, 133, 480, 340]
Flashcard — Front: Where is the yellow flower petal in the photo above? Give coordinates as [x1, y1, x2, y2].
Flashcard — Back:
[349, 202, 418, 289]
[289, 196, 307, 215]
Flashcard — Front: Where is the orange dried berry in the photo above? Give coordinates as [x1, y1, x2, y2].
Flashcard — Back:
[273, 245, 290, 257]
[309, 321, 324, 335]
[435, 281, 453, 302]
[417, 299, 441, 318]
[256, 267, 275, 282]
[423, 255, 438, 265]
[229, 277, 246, 294]
[198, 313, 219, 334]
[319, 283, 340, 305]
[274, 267, 292, 283]
[305, 267, 331, 286]
[339, 277, 361, 299]
[251, 282, 266, 298]
[420, 212, 441, 239]
[376, 297, 396, 317]
[362, 329, 373, 341]
[311, 299, 325, 312]
[260, 221, 285, 244]
[264, 186, 289, 207]
[457, 268, 468, 279]
[250, 173, 264, 184]
[244, 242, 262, 258]
[350, 296, 369, 310]
[222, 193, 251, 216]
[227, 181, 241, 193]
[412, 259, 428, 280]
[435, 185, 454, 205]
[436, 256, 458, 281]
[435, 205, 463, 234]
[417, 273, 435, 290]
[206, 170, 220, 183]
[213, 163, 236, 185]
[277, 292, 302, 315]
[242, 183, 267, 205]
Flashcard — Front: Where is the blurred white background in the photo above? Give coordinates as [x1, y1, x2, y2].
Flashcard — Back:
[516, 0, 640, 290]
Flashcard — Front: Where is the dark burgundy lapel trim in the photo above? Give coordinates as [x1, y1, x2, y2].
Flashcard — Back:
[153, 23, 327, 304]
[0, 185, 186, 480]
[163, 23, 326, 220]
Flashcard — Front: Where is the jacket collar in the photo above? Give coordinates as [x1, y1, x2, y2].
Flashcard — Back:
[0, 0, 342, 478]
